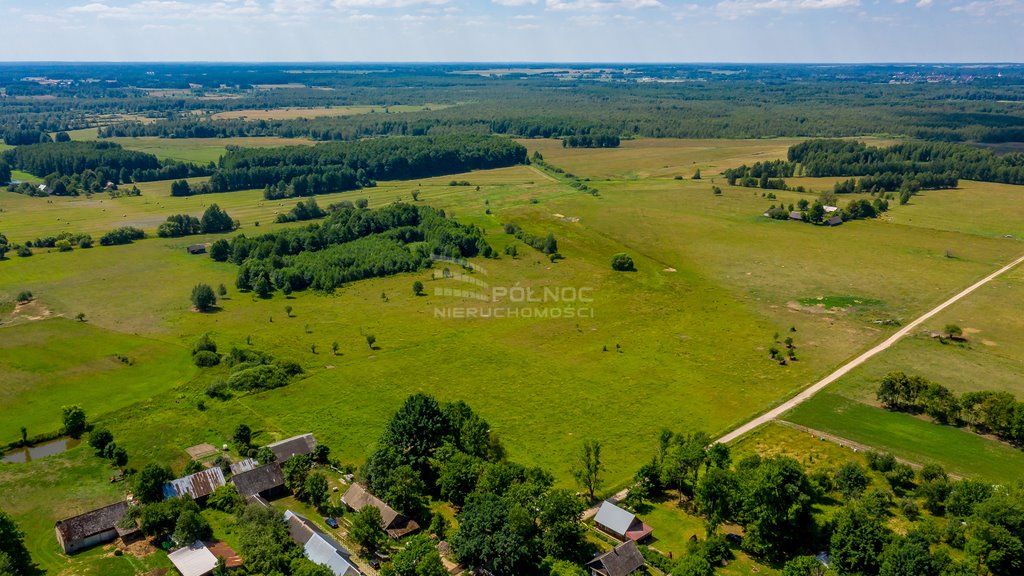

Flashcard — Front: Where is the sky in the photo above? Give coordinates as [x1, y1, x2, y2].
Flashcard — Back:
[1, 0, 1021, 62]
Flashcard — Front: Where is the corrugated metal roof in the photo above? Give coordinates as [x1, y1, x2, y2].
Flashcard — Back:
[168, 542, 218, 576]
[163, 467, 225, 500]
[284, 510, 361, 576]
[229, 458, 258, 475]
[594, 501, 636, 537]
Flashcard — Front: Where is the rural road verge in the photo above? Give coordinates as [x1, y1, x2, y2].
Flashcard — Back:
[715, 252, 1024, 446]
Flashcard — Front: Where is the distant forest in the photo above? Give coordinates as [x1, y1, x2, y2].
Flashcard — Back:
[1, 63, 1023, 146]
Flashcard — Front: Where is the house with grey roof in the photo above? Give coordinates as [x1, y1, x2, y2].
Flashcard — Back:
[587, 540, 645, 576]
[54, 500, 135, 554]
[593, 501, 653, 543]
[268, 433, 316, 463]
[231, 462, 286, 502]
[163, 467, 226, 502]
[284, 510, 361, 576]
[341, 483, 420, 539]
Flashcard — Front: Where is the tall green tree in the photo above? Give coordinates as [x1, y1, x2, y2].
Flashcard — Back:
[61, 405, 87, 438]
[350, 506, 386, 553]
[0, 511, 33, 576]
[191, 283, 217, 312]
[571, 440, 603, 501]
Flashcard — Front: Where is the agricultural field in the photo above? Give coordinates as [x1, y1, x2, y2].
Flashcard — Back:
[2, 137, 1023, 575]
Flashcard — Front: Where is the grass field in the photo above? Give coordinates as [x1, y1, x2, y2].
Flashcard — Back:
[210, 103, 454, 121]
[2, 138, 1024, 574]
[786, 393, 1024, 484]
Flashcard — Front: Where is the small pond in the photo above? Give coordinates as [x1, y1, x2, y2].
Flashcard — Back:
[1, 437, 80, 463]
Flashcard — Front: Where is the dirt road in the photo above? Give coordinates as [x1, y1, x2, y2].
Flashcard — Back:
[715, 253, 1024, 445]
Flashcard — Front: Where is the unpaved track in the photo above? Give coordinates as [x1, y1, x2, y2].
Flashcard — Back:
[715, 253, 1024, 445]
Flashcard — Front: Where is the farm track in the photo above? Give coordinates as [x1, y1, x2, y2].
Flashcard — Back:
[715, 252, 1024, 445]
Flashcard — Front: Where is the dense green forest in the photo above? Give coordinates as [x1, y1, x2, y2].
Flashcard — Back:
[194, 134, 526, 197]
[1, 141, 212, 194]
[2, 64, 1024, 145]
[789, 139, 1024, 185]
[225, 202, 491, 294]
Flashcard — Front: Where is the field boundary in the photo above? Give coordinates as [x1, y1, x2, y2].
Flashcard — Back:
[716, 252, 1024, 445]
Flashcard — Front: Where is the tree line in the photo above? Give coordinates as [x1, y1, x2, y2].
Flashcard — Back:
[620, 427, 1024, 576]
[220, 202, 492, 295]
[788, 139, 1024, 186]
[878, 370, 1024, 447]
[1, 141, 212, 196]
[561, 133, 620, 148]
[156, 204, 236, 238]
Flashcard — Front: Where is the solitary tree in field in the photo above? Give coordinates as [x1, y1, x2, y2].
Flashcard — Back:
[692, 168, 702, 180]
[944, 324, 963, 339]
[412, 281, 424, 296]
[611, 253, 635, 272]
[61, 405, 87, 438]
[366, 334, 377, 350]
[75, 312, 86, 322]
[411, 190, 420, 202]
[191, 283, 217, 312]
[332, 341, 339, 356]
[19, 427, 27, 445]
[217, 284, 228, 297]
[285, 305, 293, 317]
[572, 439, 604, 501]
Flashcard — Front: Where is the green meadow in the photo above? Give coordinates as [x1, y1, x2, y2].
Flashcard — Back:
[2, 138, 1023, 573]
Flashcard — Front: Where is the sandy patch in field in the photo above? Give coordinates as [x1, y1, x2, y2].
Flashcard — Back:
[982, 340, 998, 346]
[663, 267, 677, 272]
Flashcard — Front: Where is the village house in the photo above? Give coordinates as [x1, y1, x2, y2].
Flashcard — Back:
[54, 500, 137, 554]
[230, 462, 286, 503]
[267, 433, 316, 463]
[186, 244, 207, 255]
[283, 510, 362, 576]
[163, 467, 226, 503]
[592, 501, 653, 543]
[341, 483, 420, 539]
[587, 540, 646, 576]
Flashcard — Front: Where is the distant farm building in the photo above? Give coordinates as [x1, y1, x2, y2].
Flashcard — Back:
[267, 433, 316, 463]
[229, 457, 259, 475]
[826, 216, 843, 226]
[284, 510, 362, 576]
[587, 540, 645, 576]
[168, 541, 219, 576]
[231, 462, 286, 503]
[593, 501, 653, 543]
[789, 211, 804, 221]
[54, 500, 136, 554]
[163, 467, 225, 502]
[186, 244, 207, 255]
[823, 205, 840, 213]
[341, 483, 420, 539]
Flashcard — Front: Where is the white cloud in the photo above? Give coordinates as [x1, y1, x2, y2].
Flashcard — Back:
[716, 0, 859, 18]
[492, 0, 539, 5]
[951, 0, 1021, 13]
[546, 0, 661, 10]
[915, 0, 933, 7]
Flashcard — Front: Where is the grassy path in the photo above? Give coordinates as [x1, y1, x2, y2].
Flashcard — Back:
[716, 251, 1024, 445]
